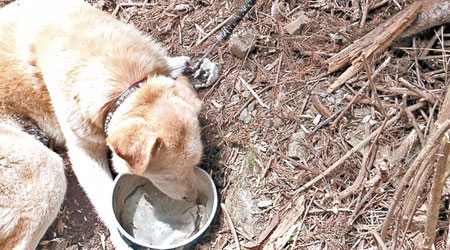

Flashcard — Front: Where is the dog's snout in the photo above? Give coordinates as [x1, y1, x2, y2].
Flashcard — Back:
[183, 189, 198, 202]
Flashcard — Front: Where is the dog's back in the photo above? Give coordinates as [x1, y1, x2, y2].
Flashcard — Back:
[0, 114, 66, 250]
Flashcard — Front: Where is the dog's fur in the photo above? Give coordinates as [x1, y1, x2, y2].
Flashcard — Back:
[0, 0, 205, 249]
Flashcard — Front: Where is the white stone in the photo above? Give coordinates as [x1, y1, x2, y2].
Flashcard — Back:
[257, 200, 273, 208]
[229, 30, 256, 59]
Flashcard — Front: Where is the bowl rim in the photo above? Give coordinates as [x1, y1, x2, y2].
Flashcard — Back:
[111, 167, 218, 249]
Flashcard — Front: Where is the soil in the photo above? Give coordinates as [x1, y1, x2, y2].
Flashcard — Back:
[38, 152, 114, 250]
[2, 0, 450, 249]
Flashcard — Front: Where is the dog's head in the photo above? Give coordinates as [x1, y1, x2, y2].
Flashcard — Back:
[106, 76, 203, 201]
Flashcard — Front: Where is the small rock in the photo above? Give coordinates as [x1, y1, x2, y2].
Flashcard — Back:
[273, 117, 284, 129]
[362, 115, 371, 124]
[93, 0, 105, 10]
[239, 109, 252, 124]
[284, 12, 311, 35]
[287, 131, 307, 159]
[225, 157, 264, 238]
[271, 0, 288, 20]
[263, 119, 272, 128]
[229, 30, 256, 59]
[313, 114, 321, 126]
[211, 100, 223, 109]
[248, 102, 255, 112]
[56, 219, 64, 236]
[231, 94, 240, 103]
[268, 144, 278, 153]
[257, 200, 273, 208]
[242, 90, 251, 98]
[66, 245, 79, 250]
[46, 239, 69, 250]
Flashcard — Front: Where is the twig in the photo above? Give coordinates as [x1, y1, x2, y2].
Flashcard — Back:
[277, 151, 320, 175]
[326, 1, 423, 92]
[298, 102, 425, 194]
[297, 113, 391, 194]
[369, 0, 390, 11]
[195, 16, 233, 46]
[381, 119, 450, 240]
[239, 76, 269, 109]
[310, 106, 345, 134]
[398, 197, 421, 250]
[399, 78, 437, 104]
[311, 92, 332, 118]
[373, 231, 388, 250]
[405, 108, 426, 146]
[424, 102, 438, 138]
[360, 0, 369, 28]
[390, 129, 417, 167]
[275, 53, 283, 85]
[392, 0, 402, 10]
[221, 203, 240, 250]
[113, 2, 153, 16]
[338, 123, 372, 200]
[413, 38, 423, 86]
[233, 84, 274, 119]
[420, 32, 440, 58]
[331, 56, 391, 127]
[330, 81, 369, 128]
[362, 53, 386, 117]
[348, 120, 386, 223]
[423, 132, 450, 248]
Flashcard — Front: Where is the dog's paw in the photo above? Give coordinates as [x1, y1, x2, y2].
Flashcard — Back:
[168, 56, 191, 78]
[192, 58, 219, 89]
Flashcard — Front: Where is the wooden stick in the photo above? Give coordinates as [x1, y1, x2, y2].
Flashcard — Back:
[277, 151, 320, 175]
[330, 81, 369, 128]
[400, 0, 450, 38]
[398, 197, 421, 250]
[295, 103, 424, 194]
[113, 2, 153, 16]
[381, 119, 450, 240]
[423, 134, 450, 248]
[405, 108, 426, 146]
[221, 203, 240, 250]
[326, 1, 423, 92]
[195, 16, 233, 46]
[359, 0, 369, 28]
[362, 53, 386, 117]
[239, 76, 269, 109]
[338, 123, 371, 200]
[330, 56, 391, 127]
[373, 231, 388, 250]
[399, 78, 437, 104]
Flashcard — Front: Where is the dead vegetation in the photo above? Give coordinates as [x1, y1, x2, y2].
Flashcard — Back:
[2, 0, 450, 249]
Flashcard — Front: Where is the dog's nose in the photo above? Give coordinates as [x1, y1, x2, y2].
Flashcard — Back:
[182, 189, 198, 202]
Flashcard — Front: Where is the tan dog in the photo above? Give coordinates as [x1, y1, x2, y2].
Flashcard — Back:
[0, 0, 216, 249]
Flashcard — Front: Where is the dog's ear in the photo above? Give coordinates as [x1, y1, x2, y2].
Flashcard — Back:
[106, 121, 162, 175]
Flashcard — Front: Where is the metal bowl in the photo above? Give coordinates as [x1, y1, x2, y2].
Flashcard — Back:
[111, 167, 218, 250]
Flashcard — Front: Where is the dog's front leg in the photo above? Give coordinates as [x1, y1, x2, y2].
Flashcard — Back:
[65, 142, 131, 250]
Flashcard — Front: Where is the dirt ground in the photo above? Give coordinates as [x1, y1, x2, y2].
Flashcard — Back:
[2, 0, 450, 249]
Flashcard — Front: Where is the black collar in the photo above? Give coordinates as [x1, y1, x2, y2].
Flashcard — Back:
[103, 79, 145, 133]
